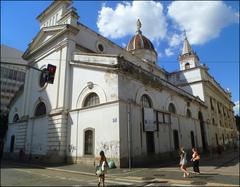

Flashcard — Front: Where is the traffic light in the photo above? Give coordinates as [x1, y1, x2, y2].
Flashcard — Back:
[46, 64, 56, 84]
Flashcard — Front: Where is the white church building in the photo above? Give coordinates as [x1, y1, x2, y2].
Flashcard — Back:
[4, 1, 238, 167]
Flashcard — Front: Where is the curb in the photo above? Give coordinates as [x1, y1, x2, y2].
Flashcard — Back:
[3, 153, 238, 177]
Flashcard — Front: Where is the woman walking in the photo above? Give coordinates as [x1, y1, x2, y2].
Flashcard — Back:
[191, 148, 200, 174]
[96, 150, 109, 187]
[179, 147, 190, 178]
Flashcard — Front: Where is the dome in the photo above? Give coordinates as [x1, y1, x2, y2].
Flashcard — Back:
[126, 19, 157, 64]
[126, 33, 155, 51]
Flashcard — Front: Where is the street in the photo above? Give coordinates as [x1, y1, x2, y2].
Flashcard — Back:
[1, 154, 239, 186]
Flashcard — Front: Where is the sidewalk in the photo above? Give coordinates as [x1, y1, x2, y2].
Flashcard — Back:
[3, 150, 239, 177]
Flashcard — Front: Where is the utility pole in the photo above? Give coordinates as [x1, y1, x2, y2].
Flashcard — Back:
[127, 99, 131, 170]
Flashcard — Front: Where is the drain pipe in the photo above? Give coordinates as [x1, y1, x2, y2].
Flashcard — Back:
[76, 110, 79, 163]
[127, 100, 131, 170]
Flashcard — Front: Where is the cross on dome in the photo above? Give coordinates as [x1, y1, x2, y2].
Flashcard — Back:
[136, 19, 142, 34]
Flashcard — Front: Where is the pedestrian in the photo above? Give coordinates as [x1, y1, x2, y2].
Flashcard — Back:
[191, 148, 200, 174]
[96, 150, 109, 187]
[179, 147, 190, 178]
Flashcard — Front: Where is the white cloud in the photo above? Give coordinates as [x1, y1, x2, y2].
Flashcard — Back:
[165, 48, 174, 56]
[168, 33, 184, 47]
[164, 33, 184, 56]
[234, 101, 239, 115]
[157, 51, 163, 58]
[168, 1, 239, 45]
[97, 1, 167, 42]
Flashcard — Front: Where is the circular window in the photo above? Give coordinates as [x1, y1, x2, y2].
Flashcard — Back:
[97, 43, 104, 52]
[39, 68, 47, 88]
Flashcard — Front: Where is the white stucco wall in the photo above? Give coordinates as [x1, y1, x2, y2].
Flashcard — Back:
[70, 64, 118, 110]
[68, 102, 120, 159]
[4, 124, 18, 153]
[118, 72, 206, 159]
[25, 117, 48, 155]
[8, 92, 24, 123]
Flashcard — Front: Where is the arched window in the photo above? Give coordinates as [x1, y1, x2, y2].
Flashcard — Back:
[83, 93, 100, 107]
[168, 103, 176, 114]
[186, 109, 191, 118]
[185, 63, 190, 69]
[13, 114, 19, 122]
[34, 102, 46, 116]
[212, 118, 215, 125]
[141, 94, 152, 108]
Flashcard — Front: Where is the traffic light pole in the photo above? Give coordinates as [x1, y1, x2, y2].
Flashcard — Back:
[1, 61, 44, 72]
[1, 61, 56, 84]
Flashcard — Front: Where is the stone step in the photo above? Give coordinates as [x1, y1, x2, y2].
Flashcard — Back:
[76, 157, 96, 166]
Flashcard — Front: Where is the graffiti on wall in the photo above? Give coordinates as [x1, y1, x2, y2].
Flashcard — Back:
[96, 140, 119, 158]
[68, 144, 77, 152]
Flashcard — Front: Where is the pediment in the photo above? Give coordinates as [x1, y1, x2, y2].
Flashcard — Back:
[28, 26, 64, 52]
[23, 25, 74, 59]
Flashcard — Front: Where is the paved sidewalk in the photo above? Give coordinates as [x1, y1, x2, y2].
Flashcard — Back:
[3, 150, 239, 177]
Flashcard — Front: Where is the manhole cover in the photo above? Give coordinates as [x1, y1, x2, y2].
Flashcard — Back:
[142, 177, 155, 180]
[191, 181, 207, 185]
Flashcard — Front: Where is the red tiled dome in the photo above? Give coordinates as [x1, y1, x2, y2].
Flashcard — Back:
[126, 33, 155, 51]
[126, 19, 156, 54]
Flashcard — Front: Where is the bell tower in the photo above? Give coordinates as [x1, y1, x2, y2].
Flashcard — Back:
[179, 32, 200, 70]
[37, 0, 79, 29]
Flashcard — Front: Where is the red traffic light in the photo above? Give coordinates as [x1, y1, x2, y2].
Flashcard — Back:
[47, 64, 56, 74]
[47, 64, 56, 84]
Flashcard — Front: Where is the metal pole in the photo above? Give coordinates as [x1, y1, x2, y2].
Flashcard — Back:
[127, 100, 131, 170]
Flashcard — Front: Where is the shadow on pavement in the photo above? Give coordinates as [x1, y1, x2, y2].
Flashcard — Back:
[0, 159, 74, 169]
[132, 150, 239, 169]
[1, 150, 239, 174]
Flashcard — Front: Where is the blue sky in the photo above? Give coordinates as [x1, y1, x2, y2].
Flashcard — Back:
[1, 1, 239, 114]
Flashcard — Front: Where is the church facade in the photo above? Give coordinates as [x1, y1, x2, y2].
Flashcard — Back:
[4, 1, 237, 167]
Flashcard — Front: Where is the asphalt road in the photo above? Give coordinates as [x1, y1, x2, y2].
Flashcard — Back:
[1, 158, 239, 186]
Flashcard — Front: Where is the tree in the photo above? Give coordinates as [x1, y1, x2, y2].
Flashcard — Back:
[0, 112, 8, 140]
[235, 115, 240, 132]
[0, 112, 8, 159]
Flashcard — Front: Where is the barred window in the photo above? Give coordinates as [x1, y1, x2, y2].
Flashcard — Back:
[141, 94, 152, 108]
[34, 102, 46, 116]
[84, 130, 93, 155]
[83, 93, 100, 107]
[186, 109, 191, 118]
[210, 97, 214, 110]
[168, 103, 176, 114]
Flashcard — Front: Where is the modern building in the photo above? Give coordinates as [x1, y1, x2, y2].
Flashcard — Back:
[0, 45, 26, 114]
[3, 1, 238, 167]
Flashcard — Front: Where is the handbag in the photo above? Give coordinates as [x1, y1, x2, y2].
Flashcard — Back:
[95, 165, 103, 176]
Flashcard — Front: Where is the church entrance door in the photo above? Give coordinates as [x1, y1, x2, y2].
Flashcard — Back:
[146, 132, 155, 154]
